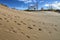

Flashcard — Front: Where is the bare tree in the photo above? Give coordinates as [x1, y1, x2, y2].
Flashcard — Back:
[36, 0, 38, 10]
[27, 0, 38, 11]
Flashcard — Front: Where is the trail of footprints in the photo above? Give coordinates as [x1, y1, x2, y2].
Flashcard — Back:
[0, 15, 58, 39]
[9, 20, 43, 39]
[8, 21, 42, 39]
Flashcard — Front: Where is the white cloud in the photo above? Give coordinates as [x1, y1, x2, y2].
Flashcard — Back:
[18, 0, 31, 3]
[45, 4, 49, 6]
[44, 1, 60, 9]
[18, 0, 44, 4]
[40, 1, 44, 3]
[18, 0, 37, 3]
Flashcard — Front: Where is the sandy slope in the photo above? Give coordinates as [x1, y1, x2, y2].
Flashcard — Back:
[0, 4, 60, 40]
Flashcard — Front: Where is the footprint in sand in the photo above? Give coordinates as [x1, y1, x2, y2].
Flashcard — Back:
[6, 20, 9, 22]
[42, 22, 45, 25]
[39, 28, 42, 31]
[4, 18, 7, 20]
[21, 21, 23, 23]
[26, 35, 30, 38]
[21, 21, 26, 25]
[54, 28, 57, 31]
[21, 32, 25, 35]
[49, 31, 52, 34]
[14, 20, 17, 23]
[4, 18, 9, 22]
[12, 30, 17, 33]
[17, 23, 21, 25]
[5, 26, 17, 33]
[9, 27, 17, 33]
[54, 25, 57, 27]
[0, 18, 2, 20]
[33, 25, 36, 27]
[28, 27, 33, 29]
[14, 21, 21, 25]
[10, 27, 14, 29]
[51, 24, 57, 27]
[23, 22, 26, 25]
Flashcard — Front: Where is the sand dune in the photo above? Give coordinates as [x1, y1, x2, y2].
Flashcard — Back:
[0, 4, 60, 40]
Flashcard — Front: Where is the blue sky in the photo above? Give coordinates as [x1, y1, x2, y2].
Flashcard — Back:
[0, 0, 60, 10]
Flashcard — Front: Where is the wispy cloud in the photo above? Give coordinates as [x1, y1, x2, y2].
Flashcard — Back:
[18, 0, 37, 3]
[44, 1, 60, 9]
[39, 1, 44, 3]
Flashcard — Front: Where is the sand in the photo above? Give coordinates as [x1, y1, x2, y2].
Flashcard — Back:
[0, 4, 60, 40]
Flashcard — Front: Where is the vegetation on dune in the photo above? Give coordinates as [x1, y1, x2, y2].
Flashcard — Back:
[25, 7, 60, 13]
[0, 3, 8, 7]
